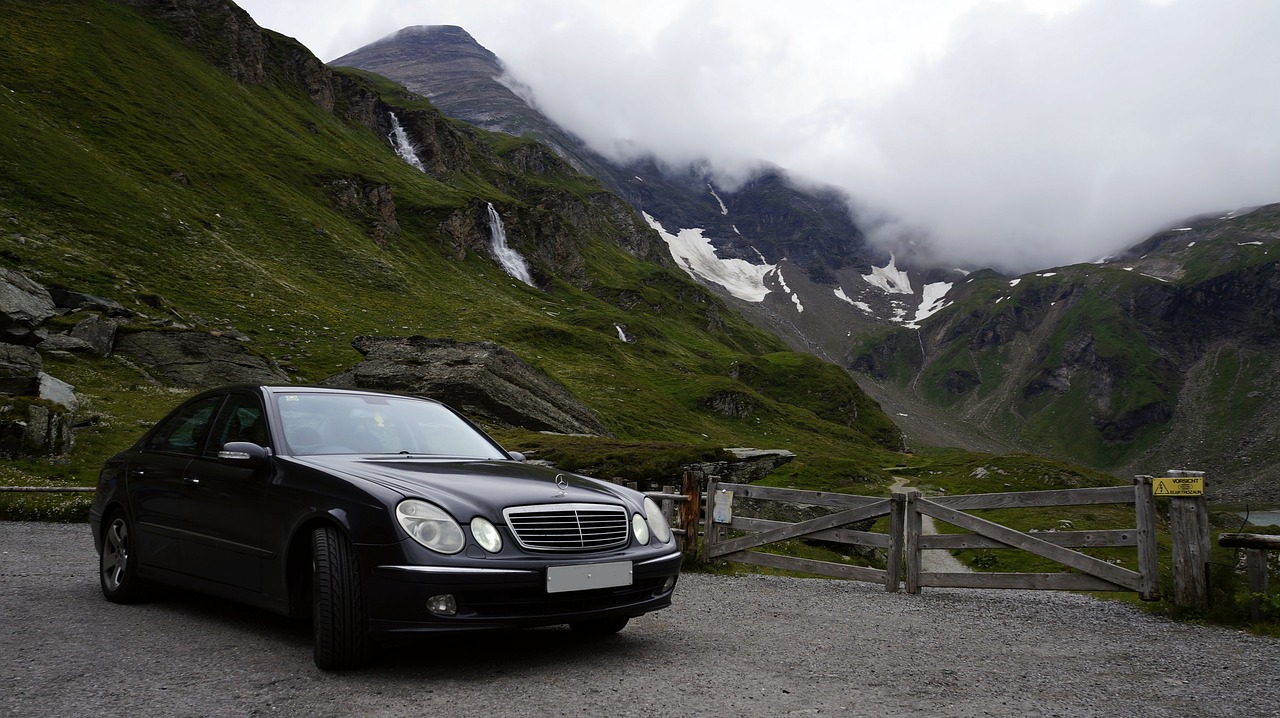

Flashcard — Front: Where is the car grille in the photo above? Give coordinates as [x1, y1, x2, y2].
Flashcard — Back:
[503, 503, 630, 552]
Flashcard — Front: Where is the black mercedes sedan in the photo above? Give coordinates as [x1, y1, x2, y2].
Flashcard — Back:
[89, 385, 681, 669]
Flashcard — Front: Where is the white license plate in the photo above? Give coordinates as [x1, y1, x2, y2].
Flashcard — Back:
[546, 561, 633, 594]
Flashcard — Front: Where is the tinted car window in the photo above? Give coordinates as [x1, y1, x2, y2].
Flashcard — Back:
[143, 396, 223, 455]
[276, 393, 505, 458]
[204, 394, 271, 457]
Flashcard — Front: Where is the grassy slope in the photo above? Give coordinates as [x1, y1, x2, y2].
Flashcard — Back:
[0, 0, 900, 497]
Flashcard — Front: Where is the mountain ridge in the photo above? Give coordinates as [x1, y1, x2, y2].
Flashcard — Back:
[332, 24, 1280, 501]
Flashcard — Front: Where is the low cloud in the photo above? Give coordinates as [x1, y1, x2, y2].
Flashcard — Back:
[242, 0, 1280, 273]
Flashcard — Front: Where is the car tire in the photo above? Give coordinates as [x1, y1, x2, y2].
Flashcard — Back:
[569, 616, 630, 636]
[100, 512, 148, 604]
[311, 526, 372, 670]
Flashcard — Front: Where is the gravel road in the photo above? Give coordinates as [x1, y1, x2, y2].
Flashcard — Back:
[2, 521, 1278, 717]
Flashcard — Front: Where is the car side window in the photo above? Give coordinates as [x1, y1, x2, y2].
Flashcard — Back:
[143, 396, 224, 455]
[204, 394, 272, 457]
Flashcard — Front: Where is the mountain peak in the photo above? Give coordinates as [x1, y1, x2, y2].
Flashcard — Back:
[333, 24, 498, 71]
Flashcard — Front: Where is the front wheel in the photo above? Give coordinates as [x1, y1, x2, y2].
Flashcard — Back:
[311, 526, 372, 670]
[100, 512, 148, 604]
[569, 616, 629, 636]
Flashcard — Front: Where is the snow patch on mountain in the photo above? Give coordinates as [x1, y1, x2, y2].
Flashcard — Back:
[644, 213, 774, 302]
[904, 281, 953, 328]
[863, 255, 914, 295]
[834, 288, 873, 314]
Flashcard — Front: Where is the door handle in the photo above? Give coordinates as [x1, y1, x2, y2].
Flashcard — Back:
[183, 474, 201, 485]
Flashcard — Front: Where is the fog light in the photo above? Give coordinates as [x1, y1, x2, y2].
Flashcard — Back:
[661, 576, 677, 593]
[428, 594, 457, 617]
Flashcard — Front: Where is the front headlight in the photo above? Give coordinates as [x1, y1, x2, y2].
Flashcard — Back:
[631, 512, 650, 545]
[470, 516, 503, 553]
[644, 497, 673, 544]
[396, 499, 464, 554]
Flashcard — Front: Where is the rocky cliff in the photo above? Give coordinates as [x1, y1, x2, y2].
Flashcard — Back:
[848, 204, 1280, 501]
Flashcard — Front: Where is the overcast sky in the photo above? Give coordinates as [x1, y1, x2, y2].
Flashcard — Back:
[237, 0, 1280, 272]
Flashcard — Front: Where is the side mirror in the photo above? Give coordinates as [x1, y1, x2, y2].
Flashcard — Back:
[218, 441, 272, 469]
[507, 451, 526, 462]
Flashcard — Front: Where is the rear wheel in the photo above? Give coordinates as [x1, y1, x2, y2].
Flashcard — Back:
[100, 512, 148, 603]
[311, 526, 372, 670]
[569, 616, 630, 636]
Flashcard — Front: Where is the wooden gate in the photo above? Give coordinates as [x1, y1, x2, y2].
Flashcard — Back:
[701, 481, 903, 591]
[902, 476, 1159, 599]
[700, 476, 1159, 599]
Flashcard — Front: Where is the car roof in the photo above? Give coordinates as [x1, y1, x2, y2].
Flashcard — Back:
[198, 385, 443, 405]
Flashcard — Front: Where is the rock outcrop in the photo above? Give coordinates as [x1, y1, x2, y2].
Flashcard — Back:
[0, 267, 56, 346]
[114, 331, 290, 387]
[324, 336, 612, 437]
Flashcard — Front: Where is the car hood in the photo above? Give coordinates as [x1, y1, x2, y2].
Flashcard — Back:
[290, 455, 636, 519]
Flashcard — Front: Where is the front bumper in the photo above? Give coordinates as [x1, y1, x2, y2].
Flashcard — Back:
[360, 544, 682, 637]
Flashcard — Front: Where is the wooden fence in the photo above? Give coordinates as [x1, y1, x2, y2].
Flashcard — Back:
[701, 481, 901, 590]
[902, 477, 1158, 599]
[676, 475, 1174, 602]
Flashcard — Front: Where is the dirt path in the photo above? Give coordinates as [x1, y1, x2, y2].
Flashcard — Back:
[891, 477, 972, 574]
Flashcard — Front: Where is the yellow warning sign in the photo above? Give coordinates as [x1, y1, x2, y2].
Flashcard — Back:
[1153, 477, 1204, 496]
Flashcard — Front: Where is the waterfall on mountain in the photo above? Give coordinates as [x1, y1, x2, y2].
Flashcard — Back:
[387, 113, 426, 171]
[486, 203, 535, 286]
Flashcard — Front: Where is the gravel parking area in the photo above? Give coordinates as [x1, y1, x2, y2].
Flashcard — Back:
[2, 521, 1277, 717]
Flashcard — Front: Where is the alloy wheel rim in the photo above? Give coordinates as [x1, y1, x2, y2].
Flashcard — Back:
[102, 520, 128, 591]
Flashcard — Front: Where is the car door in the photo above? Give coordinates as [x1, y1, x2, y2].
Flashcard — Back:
[129, 394, 226, 574]
[178, 391, 273, 594]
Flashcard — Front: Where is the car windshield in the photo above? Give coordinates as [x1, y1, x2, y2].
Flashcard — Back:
[275, 392, 507, 459]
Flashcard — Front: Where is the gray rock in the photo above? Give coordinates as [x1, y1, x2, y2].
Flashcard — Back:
[114, 330, 290, 387]
[324, 335, 612, 437]
[0, 343, 42, 395]
[37, 372, 78, 412]
[46, 287, 130, 317]
[37, 333, 97, 354]
[686, 447, 796, 484]
[0, 267, 56, 345]
[69, 314, 118, 356]
[0, 401, 74, 459]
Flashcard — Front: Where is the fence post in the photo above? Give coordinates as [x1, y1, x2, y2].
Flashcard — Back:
[682, 469, 701, 557]
[1133, 475, 1160, 600]
[904, 489, 922, 594]
[1166, 470, 1210, 609]
[661, 484, 676, 539]
[886, 491, 906, 592]
[1246, 549, 1268, 622]
[701, 478, 719, 562]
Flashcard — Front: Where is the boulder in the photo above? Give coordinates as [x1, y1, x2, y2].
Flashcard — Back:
[0, 267, 56, 345]
[46, 287, 130, 317]
[38, 334, 98, 354]
[0, 343, 42, 395]
[114, 330, 290, 387]
[69, 314, 119, 356]
[324, 336, 612, 437]
[0, 399, 74, 460]
[684, 447, 797, 484]
[37, 372, 78, 412]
